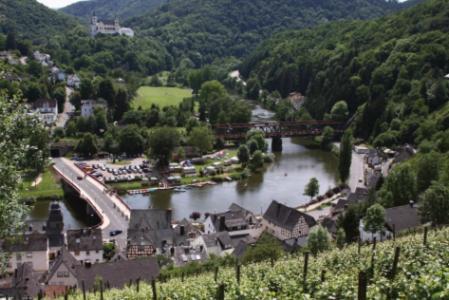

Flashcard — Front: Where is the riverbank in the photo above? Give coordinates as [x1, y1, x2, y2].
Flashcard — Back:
[19, 167, 64, 200]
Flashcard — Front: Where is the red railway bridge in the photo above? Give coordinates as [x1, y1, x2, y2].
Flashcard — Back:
[214, 120, 345, 151]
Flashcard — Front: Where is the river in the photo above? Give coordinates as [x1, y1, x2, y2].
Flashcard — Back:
[123, 105, 339, 220]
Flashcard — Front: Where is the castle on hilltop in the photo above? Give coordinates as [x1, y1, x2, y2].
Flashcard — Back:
[90, 12, 134, 38]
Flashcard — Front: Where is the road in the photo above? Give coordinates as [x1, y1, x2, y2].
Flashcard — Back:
[53, 158, 130, 250]
[349, 151, 366, 192]
[55, 87, 75, 128]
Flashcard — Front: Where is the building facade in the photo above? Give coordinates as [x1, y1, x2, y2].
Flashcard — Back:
[91, 13, 134, 37]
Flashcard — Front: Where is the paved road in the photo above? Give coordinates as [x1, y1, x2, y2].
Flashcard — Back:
[53, 158, 130, 250]
[55, 87, 75, 128]
[349, 151, 366, 192]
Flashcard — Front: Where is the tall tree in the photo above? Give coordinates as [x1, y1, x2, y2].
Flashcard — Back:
[419, 183, 449, 225]
[119, 126, 145, 156]
[307, 225, 331, 256]
[237, 145, 250, 167]
[337, 205, 360, 242]
[338, 129, 353, 183]
[1, 93, 47, 270]
[364, 204, 385, 235]
[416, 152, 440, 193]
[188, 126, 214, 154]
[148, 127, 180, 166]
[304, 177, 320, 199]
[5, 32, 17, 50]
[76, 133, 98, 158]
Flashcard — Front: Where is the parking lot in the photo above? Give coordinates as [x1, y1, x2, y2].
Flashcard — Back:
[75, 158, 155, 184]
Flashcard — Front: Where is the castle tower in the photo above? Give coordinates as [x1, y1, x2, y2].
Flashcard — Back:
[91, 11, 98, 36]
[114, 16, 120, 32]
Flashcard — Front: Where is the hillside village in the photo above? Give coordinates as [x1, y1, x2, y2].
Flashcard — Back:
[1, 0, 449, 299]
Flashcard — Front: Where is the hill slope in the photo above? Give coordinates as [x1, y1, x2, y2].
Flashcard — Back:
[64, 227, 449, 299]
[61, 0, 167, 21]
[241, 0, 449, 146]
[127, 0, 415, 65]
[0, 0, 78, 41]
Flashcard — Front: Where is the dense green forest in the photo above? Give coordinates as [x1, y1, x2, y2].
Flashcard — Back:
[0, 0, 79, 42]
[242, 0, 449, 148]
[61, 0, 167, 22]
[127, 0, 410, 66]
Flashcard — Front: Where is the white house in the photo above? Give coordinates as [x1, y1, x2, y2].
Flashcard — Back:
[66, 229, 104, 264]
[46, 248, 80, 287]
[191, 231, 234, 257]
[81, 100, 95, 117]
[262, 200, 316, 241]
[33, 51, 52, 67]
[32, 99, 58, 125]
[2, 233, 49, 273]
[67, 74, 81, 88]
[203, 203, 261, 238]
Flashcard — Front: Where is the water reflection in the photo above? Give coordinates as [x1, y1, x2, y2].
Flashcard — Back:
[124, 137, 338, 220]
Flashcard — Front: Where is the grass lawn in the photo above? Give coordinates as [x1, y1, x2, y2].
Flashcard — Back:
[132, 86, 193, 109]
[20, 167, 64, 199]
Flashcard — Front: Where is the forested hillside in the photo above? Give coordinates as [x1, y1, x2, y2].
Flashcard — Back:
[61, 0, 167, 21]
[242, 0, 449, 147]
[0, 0, 78, 41]
[127, 0, 411, 66]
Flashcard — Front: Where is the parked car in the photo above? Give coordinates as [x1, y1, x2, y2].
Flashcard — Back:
[109, 230, 123, 237]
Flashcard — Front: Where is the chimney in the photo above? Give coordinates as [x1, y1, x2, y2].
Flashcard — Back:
[180, 225, 185, 236]
[219, 216, 226, 231]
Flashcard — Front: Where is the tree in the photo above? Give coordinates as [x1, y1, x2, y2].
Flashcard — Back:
[242, 233, 283, 264]
[237, 145, 250, 167]
[304, 177, 320, 199]
[76, 133, 98, 158]
[319, 126, 334, 150]
[379, 164, 417, 207]
[249, 150, 264, 171]
[148, 127, 180, 166]
[5, 32, 16, 50]
[416, 152, 440, 193]
[0, 93, 43, 271]
[337, 205, 360, 242]
[338, 129, 352, 183]
[246, 130, 267, 152]
[420, 183, 449, 225]
[246, 77, 261, 100]
[364, 204, 385, 236]
[188, 126, 214, 154]
[98, 78, 115, 106]
[330, 100, 349, 122]
[336, 228, 346, 249]
[114, 88, 130, 120]
[248, 139, 259, 155]
[80, 79, 94, 99]
[119, 126, 145, 156]
[307, 225, 331, 256]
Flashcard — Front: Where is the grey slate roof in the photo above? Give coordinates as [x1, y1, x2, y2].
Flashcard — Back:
[346, 188, 369, 205]
[46, 247, 80, 284]
[0, 262, 42, 299]
[385, 204, 422, 232]
[127, 209, 174, 248]
[202, 232, 233, 250]
[263, 200, 316, 230]
[209, 203, 255, 232]
[75, 258, 159, 290]
[67, 229, 103, 252]
[3, 233, 48, 252]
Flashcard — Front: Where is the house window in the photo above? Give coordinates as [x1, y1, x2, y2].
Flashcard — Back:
[57, 271, 69, 278]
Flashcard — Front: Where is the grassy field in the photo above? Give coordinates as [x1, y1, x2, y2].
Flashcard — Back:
[20, 167, 64, 199]
[132, 86, 192, 109]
